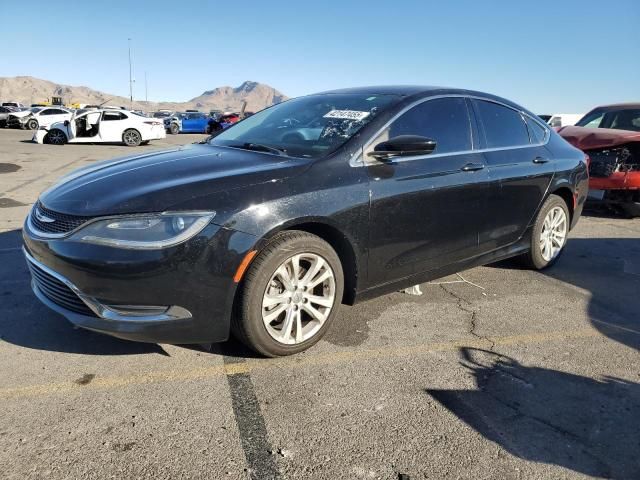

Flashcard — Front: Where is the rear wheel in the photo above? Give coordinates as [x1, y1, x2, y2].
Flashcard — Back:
[521, 194, 570, 269]
[232, 231, 344, 357]
[169, 123, 180, 135]
[123, 129, 142, 146]
[47, 129, 67, 145]
[27, 119, 39, 130]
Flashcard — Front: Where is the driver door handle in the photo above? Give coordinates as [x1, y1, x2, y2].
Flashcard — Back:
[461, 162, 485, 172]
[533, 156, 549, 164]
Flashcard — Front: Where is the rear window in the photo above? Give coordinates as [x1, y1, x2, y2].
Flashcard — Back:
[474, 100, 530, 148]
[525, 117, 547, 144]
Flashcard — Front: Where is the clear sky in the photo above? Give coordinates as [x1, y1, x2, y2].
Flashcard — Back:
[1, 0, 638, 113]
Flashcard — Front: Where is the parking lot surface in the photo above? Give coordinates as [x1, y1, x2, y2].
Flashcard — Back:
[1, 128, 639, 479]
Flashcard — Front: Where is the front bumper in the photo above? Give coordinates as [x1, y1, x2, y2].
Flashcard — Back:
[590, 171, 640, 191]
[23, 220, 258, 344]
[7, 116, 28, 128]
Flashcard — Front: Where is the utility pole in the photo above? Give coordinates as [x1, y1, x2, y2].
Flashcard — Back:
[145, 71, 148, 103]
[128, 38, 134, 108]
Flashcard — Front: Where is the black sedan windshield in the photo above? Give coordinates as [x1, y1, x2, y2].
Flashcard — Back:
[209, 93, 400, 158]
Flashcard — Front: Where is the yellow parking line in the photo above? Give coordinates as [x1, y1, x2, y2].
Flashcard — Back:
[0, 327, 600, 400]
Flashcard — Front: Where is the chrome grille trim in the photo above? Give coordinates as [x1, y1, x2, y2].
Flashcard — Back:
[28, 202, 95, 238]
[24, 249, 97, 317]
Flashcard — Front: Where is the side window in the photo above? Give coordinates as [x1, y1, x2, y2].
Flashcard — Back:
[40, 109, 53, 116]
[50, 109, 67, 115]
[382, 97, 472, 155]
[525, 117, 547, 144]
[102, 111, 127, 121]
[474, 100, 530, 148]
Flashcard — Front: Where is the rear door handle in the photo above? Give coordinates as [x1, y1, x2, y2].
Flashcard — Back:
[461, 162, 486, 172]
[533, 157, 549, 164]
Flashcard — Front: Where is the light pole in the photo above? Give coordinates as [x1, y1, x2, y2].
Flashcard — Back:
[128, 38, 134, 108]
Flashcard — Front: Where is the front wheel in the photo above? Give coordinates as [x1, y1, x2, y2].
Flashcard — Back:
[169, 123, 180, 135]
[47, 129, 67, 145]
[123, 129, 142, 146]
[232, 231, 344, 357]
[27, 119, 39, 130]
[521, 194, 570, 269]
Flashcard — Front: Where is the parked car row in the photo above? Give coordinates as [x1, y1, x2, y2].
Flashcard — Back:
[158, 111, 242, 135]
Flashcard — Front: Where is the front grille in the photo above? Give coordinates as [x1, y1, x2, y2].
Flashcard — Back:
[30, 201, 95, 235]
[27, 258, 96, 316]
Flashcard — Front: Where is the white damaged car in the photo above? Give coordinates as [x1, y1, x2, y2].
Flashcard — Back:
[7, 107, 72, 130]
[34, 109, 166, 146]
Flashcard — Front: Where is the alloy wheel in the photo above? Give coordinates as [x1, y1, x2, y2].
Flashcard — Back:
[123, 130, 141, 146]
[540, 206, 567, 261]
[262, 253, 336, 345]
[48, 130, 65, 145]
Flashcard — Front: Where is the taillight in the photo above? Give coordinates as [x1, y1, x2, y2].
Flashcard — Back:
[144, 121, 162, 126]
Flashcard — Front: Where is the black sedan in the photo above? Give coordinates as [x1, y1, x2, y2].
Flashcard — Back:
[23, 86, 589, 356]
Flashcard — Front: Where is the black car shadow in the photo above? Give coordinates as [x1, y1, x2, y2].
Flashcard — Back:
[427, 348, 640, 479]
[493, 233, 640, 352]
[546, 236, 640, 352]
[0, 229, 168, 356]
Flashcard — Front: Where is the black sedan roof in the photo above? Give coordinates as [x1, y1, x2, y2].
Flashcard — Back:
[318, 85, 444, 96]
[315, 85, 530, 115]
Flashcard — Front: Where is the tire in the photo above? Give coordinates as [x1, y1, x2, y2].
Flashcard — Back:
[27, 119, 39, 130]
[123, 129, 142, 147]
[521, 194, 570, 270]
[169, 123, 180, 135]
[47, 129, 67, 145]
[205, 125, 211, 135]
[232, 231, 344, 357]
[620, 202, 640, 218]
[0, 120, 6, 128]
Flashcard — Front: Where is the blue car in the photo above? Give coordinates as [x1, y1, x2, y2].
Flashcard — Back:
[165, 112, 212, 134]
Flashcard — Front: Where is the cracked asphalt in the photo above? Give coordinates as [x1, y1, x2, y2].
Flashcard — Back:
[1, 128, 639, 479]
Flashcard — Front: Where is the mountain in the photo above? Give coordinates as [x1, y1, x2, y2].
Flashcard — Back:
[0, 76, 288, 112]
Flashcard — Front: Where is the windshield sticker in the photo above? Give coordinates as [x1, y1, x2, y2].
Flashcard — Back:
[323, 110, 370, 121]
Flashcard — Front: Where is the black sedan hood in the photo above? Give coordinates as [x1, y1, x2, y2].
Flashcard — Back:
[40, 144, 311, 216]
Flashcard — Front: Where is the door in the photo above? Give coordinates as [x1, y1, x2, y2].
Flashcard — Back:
[471, 99, 555, 249]
[49, 108, 70, 124]
[181, 113, 198, 132]
[181, 113, 206, 133]
[367, 96, 489, 285]
[69, 111, 101, 142]
[98, 110, 129, 142]
[40, 108, 69, 127]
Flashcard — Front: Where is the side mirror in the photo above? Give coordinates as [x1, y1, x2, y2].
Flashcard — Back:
[368, 135, 436, 160]
[64, 120, 69, 126]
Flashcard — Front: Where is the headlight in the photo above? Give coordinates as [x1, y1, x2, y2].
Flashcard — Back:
[69, 211, 215, 249]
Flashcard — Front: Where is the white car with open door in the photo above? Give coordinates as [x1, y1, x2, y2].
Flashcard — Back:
[34, 109, 166, 146]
